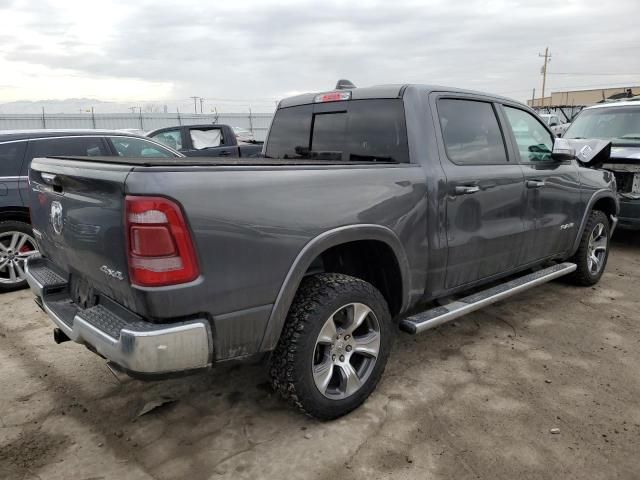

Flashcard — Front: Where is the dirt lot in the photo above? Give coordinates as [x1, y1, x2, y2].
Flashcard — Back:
[1, 231, 639, 480]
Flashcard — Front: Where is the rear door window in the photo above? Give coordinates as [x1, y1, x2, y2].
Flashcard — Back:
[437, 98, 508, 165]
[189, 128, 224, 149]
[265, 99, 409, 163]
[0, 141, 27, 176]
[28, 137, 109, 159]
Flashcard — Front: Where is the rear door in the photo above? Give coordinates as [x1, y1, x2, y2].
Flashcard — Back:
[0, 140, 28, 206]
[432, 95, 528, 289]
[184, 126, 237, 157]
[501, 105, 583, 262]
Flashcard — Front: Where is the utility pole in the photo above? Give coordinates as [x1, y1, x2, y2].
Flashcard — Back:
[538, 47, 551, 108]
[531, 88, 536, 108]
[189, 96, 199, 114]
[199, 97, 205, 114]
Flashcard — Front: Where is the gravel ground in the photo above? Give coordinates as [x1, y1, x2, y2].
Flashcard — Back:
[0, 230, 639, 480]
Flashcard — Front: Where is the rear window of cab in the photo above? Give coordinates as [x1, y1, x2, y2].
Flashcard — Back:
[265, 99, 409, 163]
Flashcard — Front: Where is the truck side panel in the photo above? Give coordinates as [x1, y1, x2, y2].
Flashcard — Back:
[124, 164, 429, 358]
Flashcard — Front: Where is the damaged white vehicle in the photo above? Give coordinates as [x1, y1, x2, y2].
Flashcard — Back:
[564, 101, 640, 229]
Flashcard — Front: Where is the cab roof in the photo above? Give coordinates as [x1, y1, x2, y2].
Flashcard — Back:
[278, 84, 519, 108]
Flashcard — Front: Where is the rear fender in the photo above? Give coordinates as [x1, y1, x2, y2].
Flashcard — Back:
[258, 224, 411, 352]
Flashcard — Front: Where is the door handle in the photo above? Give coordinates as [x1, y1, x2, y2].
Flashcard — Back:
[219, 151, 231, 156]
[526, 180, 546, 189]
[454, 185, 480, 195]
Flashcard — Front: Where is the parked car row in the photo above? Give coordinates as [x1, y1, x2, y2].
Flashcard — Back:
[0, 130, 182, 290]
[20, 82, 622, 419]
[0, 123, 266, 290]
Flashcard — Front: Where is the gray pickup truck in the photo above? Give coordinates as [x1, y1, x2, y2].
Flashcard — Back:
[25, 84, 618, 419]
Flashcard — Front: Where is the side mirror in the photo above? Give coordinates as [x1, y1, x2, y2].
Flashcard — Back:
[552, 138, 611, 167]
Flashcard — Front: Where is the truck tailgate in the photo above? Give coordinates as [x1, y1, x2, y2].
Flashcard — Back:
[29, 158, 135, 309]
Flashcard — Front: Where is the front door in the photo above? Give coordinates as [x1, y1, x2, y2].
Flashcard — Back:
[433, 96, 528, 290]
[501, 105, 583, 263]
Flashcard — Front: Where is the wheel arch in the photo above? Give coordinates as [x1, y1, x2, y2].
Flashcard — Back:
[259, 224, 411, 352]
[0, 207, 31, 224]
[570, 190, 618, 256]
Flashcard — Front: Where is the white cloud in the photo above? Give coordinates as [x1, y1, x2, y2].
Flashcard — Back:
[1, 0, 639, 110]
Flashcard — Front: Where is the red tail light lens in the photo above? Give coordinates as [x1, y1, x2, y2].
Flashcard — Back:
[125, 196, 199, 287]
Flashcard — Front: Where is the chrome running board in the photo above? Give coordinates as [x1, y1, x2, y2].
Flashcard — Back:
[399, 262, 577, 334]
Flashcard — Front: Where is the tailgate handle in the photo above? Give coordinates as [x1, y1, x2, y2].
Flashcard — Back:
[454, 185, 480, 195]
[41, 173, 61, 186]
[41, 173, 63, 193]
[526, 180, 546, 189]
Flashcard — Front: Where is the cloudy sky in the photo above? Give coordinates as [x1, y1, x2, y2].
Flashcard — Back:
[1, 0, 639, 112]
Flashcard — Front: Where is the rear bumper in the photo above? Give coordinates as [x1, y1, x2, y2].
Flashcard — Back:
[26, 257, 213, 375]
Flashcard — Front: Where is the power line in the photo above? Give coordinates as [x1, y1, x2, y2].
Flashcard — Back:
[547, 72, 640, 76]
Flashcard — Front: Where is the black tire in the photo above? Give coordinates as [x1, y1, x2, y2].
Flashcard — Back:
[0, 220, 36, 292]
[269, 273, 393, 420]
[566, 210, 610, 286]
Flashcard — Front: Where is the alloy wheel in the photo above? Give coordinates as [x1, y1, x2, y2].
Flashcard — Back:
[0, 231, 38, 285]
[586, 222, 607, 275]
[312, 302, 381, 400]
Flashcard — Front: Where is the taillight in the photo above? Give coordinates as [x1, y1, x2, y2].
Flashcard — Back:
[125, 196, 199, 287]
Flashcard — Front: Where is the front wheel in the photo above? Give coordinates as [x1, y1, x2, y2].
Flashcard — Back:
[566, 210, 611, 286]
[269, 273, 393, 420]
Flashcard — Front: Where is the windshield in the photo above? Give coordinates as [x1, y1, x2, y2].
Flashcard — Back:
[564, 106, 640, 145]
[265, 99, 409, 162]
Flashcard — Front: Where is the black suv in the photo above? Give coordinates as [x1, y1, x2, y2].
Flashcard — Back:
[0, 130, 182, 291]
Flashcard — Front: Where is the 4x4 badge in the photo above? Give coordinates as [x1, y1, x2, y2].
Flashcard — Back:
[50, 201, 63, 235]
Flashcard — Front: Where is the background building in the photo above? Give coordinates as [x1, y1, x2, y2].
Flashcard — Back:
[528, 86, 639, 108]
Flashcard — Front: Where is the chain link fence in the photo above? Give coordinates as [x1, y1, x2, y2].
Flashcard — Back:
[0, 112, 274, 141]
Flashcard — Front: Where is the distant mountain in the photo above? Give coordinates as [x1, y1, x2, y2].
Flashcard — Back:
[0, 98, 129, 114]
[0, 98, 274, 114]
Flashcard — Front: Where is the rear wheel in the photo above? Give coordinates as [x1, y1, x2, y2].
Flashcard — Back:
[269, 273, 393, 420]
[566, 210, 610, 286]
[0, 221, 38, 292]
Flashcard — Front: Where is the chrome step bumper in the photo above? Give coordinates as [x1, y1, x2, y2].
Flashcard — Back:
[26, 257, 213, 375]
[400, 262, 577, 334]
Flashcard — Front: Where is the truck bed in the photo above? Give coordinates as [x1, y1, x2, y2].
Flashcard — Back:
[43, 155, 396, 167]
